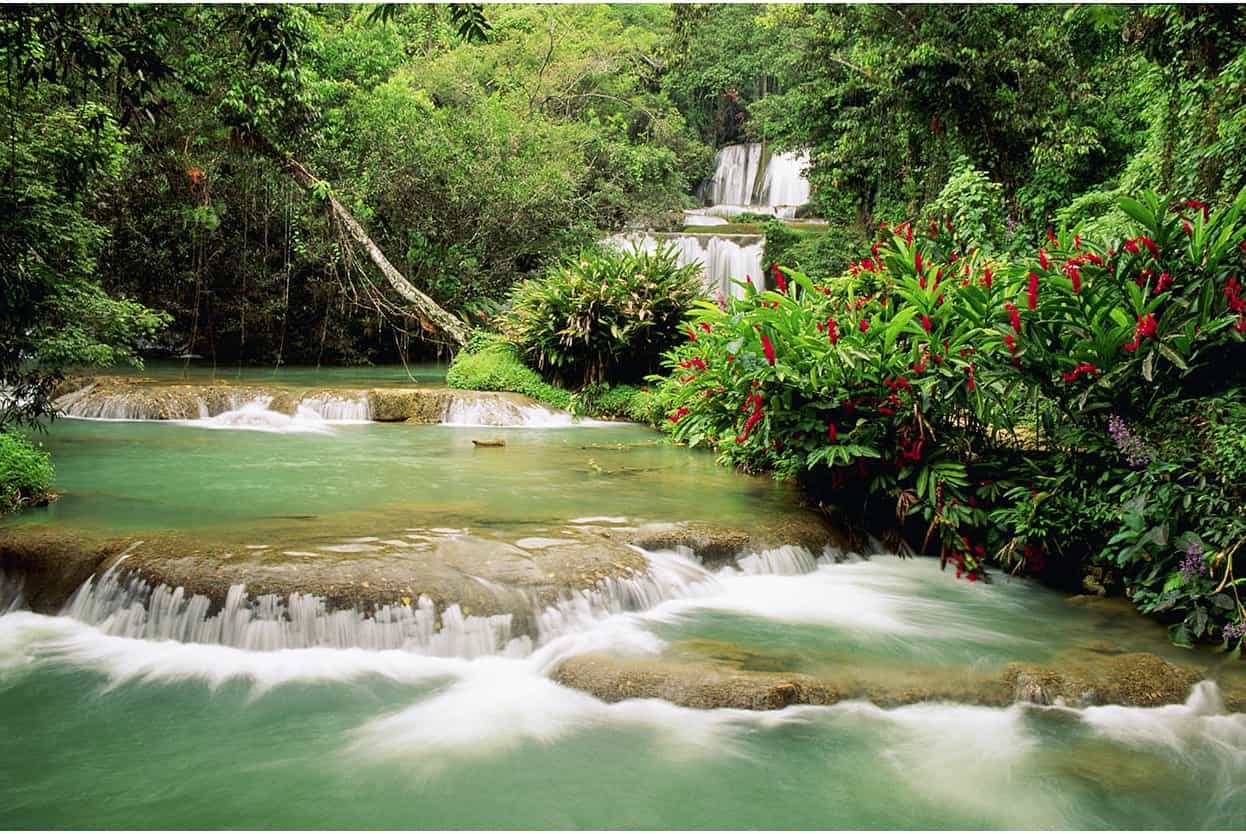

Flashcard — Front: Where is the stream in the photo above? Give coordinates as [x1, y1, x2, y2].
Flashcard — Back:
[1, 366, 1244, 828]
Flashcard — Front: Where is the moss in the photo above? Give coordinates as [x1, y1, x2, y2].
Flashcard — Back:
[446, 331, 572, 410]
[0, 432, 54, 515]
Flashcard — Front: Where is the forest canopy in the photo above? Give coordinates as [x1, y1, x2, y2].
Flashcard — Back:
[3, 3, 1245, 421]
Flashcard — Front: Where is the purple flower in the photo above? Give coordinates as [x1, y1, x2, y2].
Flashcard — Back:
[1107, 414, 1150, 468]
[1179, 542, 1205, 583]
[1224, 622, 1246, 642]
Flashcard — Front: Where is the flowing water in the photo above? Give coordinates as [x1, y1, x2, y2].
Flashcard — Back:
[604, 231, 764, 301]
[2, 369, 1244, 828]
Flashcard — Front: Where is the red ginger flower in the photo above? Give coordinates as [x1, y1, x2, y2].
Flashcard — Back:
[1155, 272, 1172, 294]
[669, 407, 690, 424]
[921, 315, 932, 333]
[700, 322, 712, 333]
[1005, 302, 1021, 333]
[1060, 363, 1098, 382]
[1185, 199, 1209, 221]
[686, 327, 696, 342]
[860, 319, 870, 333]
[827, 422, 838, 442]
[771, 262, 787, 293]
[827, 318, 840, 345]
[1047, 229, 1060, 248]
[761, 334, 776, 366]
[1039, 249, 1051, 270]
[1065, 262, 1082, 294]
[1027, 272, 1040, 311]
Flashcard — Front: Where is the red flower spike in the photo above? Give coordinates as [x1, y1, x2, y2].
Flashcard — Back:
[1005, 303, 1022, 333]
[771, 263, 787, 293]
[1027, 272, 1039, 311]
[700, 322, 712, 333]
[1039, 249, 1051, 270]
[859, 319, 870, 333]
[761, 334, 776, 366]
[686, 327, 696, 342]
[1047, 229, 1060, 248]
[921, 315, 932, 333]
[1185, 199, 1209, 221]
[828, 422, 838, 443]
[1155, 272, 1172, 294]
[1074, 234, 1082, 250]
[827, 319, 840, 345]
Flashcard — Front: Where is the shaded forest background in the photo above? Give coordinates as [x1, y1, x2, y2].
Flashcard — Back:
[5, 3, 1246, 371]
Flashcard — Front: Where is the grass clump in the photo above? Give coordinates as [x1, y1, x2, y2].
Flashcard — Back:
[446, 331, 572, 410]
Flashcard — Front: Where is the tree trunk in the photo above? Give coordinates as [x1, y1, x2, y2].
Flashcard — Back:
[282, 157, 470, 348]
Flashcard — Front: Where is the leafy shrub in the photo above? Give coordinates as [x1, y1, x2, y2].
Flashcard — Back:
[445, 331, 572, 410]
[502, 244, 703, 388]
[570, 382, 656, 422]
[647, 188, 1246, 644]
[0, 432, 54, 515]
[761, 219, 863, 283]
[922, 159, 1007, 254]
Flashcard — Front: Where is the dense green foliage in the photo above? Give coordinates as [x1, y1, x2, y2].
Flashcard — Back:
[0, 433, 54, 515]
[503, 244, 702, 387]
[649, 190, 1246, 646]
[0, 6, 172, 427]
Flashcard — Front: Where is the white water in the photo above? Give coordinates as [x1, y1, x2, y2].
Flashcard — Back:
[56, 386, 373, 432]
[605, 231, 763, 300]
[440, 394, 597, 428]
[701, 143, 811, 218]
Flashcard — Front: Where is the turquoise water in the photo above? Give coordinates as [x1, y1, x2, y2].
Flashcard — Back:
[9, 418, 801, 542]
[1, 592, 1243, 829]
[76, 360, 449, 388]
[2, 372, 1244, 829]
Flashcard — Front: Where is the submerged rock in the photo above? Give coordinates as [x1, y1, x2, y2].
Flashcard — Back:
[553, 648, 1225, 711]
[627, 515, 847, 568]
[1004, 651, 1204, 707]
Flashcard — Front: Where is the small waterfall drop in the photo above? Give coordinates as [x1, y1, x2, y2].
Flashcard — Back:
[296, 393, 372, 422]
[702, 142, 812, 219]
[604, 232, 763, 300]
[65, 570, 527, 658]
[442, 395, 575, 428]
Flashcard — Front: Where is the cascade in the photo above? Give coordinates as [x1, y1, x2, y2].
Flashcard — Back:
[700, 142, 812, 219]
[64, 569, 526, 657]
[55, 544, 829, 659]
[604, 231, 763, 300]
[441, 394, 579, 428]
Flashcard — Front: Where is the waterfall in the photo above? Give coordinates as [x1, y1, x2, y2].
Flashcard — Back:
[701, 143, 811, 219]
[55, 544, 828, 659]
[64, 569, 527, 657]
[441, 394, 577, 428]
[55, 386, 372, 429]
[296, 393, 372, 422]
[605, 232, 764, 300]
